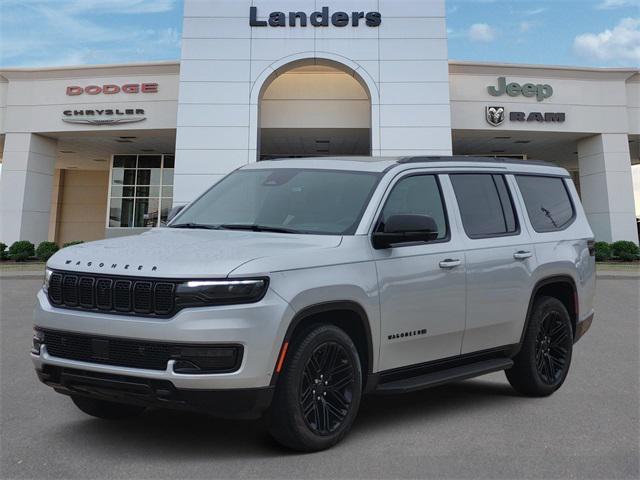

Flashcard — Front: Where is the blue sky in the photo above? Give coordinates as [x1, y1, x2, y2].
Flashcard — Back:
[0, 0, 638, 68]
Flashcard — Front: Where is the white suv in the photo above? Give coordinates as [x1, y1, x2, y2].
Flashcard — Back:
[33, 156, 595, 451]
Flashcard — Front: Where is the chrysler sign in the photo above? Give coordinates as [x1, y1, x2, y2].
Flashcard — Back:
[250, 6, 381, 27]
[62, 108, 146, 126]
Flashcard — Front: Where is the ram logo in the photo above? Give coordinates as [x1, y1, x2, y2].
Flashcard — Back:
[486, 106, 506, 127]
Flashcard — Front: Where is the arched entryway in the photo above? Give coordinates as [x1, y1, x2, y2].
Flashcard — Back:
[253, 57, 375, 160]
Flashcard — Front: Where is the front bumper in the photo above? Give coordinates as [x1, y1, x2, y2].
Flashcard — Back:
[33, 288, 295, 390]
[36, 364, 274, 419]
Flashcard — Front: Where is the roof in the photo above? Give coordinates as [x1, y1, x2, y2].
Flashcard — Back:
[241, 156, 570, 176]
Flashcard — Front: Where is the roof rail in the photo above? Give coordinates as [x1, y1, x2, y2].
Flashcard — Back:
[397, 155, 556, 167]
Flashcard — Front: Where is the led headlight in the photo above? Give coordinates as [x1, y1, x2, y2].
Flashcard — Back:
[175, 278, 269, 308]
[43, 268, 53, 293]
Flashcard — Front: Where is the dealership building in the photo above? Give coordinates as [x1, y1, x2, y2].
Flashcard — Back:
[1, 0, 638, 246]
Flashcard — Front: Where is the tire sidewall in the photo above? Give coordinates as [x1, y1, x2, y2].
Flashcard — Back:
[278, 325, 363, 451]
[523, 297, 573, 394]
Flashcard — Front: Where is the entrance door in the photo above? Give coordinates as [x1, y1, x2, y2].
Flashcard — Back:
[372, 174, 466, 372]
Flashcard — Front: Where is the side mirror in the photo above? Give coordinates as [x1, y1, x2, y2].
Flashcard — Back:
[163, 205, 185, 226]
[372, 214, 439, 249]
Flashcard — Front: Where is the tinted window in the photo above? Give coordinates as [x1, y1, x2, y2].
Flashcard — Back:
[450, 174, 518, 238]
[516, 175, 575, 232]
[173, 169, 380, 235]
[379, 175, 448, 240]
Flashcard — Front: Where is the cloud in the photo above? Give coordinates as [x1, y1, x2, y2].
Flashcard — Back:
[573, 17, 640, 64]
[468, 23, 496, 42]
[524, 7, 547, 16]
[519, 21, 536, 33]
[0, 0, 181, 67]
[596, 0, 640, 9]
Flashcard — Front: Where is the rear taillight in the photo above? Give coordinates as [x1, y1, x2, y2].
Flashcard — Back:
[587, 240, 596, 257]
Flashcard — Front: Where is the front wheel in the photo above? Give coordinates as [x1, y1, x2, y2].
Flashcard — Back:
[506, 296, 573, 397]
[268, 324, 363, 452]
[71, 395, 146, 420]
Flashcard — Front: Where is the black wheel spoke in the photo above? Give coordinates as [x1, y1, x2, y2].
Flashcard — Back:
[298, 340, 355, 436]
[535, 311, 571, 385]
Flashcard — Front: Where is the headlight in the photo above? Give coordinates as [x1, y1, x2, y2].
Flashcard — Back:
[43, 268, 53, 293]
[175, 278, 269, 308]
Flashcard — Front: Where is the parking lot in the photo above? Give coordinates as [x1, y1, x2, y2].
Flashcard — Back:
[1, 274, 638, 479]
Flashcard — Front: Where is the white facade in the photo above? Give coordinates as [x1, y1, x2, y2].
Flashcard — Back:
[0, 0, 638, 246]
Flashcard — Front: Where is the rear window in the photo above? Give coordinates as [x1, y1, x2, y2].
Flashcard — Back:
[450, 174, 518, 238]
[515, 175, 575, 232]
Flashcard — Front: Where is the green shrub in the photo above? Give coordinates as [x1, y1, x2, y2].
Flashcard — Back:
[611, 240, 640, 262]
[36, 241, 59, 262]
[8, 240, 35, 262]
[63, 241, 84, 248]
[0, 242, 7, 260]
[594, 242, 612, 262]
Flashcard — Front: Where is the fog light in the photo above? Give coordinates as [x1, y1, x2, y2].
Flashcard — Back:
[171, 346, 242, 374]
[32, 329, 45, 355]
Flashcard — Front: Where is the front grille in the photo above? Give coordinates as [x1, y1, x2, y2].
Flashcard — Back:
[48, 272, 176, 317]
[41, 329, 243, 373]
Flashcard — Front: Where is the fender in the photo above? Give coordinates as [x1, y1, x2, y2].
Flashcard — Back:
[270, 300, 375, 389]
[510, 275, 577, 357]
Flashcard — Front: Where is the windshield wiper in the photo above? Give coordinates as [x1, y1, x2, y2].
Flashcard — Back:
[218, 224, 300, 234]
[169, 223, 221, 230]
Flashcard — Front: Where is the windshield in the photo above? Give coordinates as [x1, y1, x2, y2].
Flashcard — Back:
[171, 168, 381, 235]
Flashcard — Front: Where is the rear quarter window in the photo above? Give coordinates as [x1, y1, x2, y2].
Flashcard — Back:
[515, 175, 575, 232]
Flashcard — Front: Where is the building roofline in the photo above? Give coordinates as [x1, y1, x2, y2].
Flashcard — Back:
[448, 59, 639, 74]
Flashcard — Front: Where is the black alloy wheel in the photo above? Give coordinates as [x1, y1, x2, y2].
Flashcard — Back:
[268, 324, 363, 452]
[299, 341, 356, 435]
[535, 310, 571, 384]
[506, 295, 574, 397]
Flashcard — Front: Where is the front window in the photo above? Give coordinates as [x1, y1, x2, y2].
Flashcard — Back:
[108, 154, 174, 228]
[172, 168, 381, 235]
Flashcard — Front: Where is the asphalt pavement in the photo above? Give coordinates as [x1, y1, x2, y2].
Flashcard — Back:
[1, 276, 638, 479]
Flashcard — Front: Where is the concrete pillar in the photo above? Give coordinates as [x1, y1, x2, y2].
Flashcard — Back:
[578, 134, 638, 244]
[0, 133, 57, 245]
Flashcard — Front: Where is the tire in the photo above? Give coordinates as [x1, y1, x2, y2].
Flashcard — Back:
[506, 296, 574, 397]
[71, 395, 146, 420]
[268, 324, 363, 452]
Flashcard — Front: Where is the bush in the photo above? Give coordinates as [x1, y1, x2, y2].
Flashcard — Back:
[36, 241, 59, 262]
[0, 242, 7, 260]
[63, 241, 84, 248]
[8, 240, 35, 262]
[611, 240, 640, 262]
[594, 242, 612, 262]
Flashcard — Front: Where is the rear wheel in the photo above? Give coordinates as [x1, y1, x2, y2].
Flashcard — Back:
[506, 296, 573, 397]
[268, 324, 362, 452]
[71, 395, 146, 420]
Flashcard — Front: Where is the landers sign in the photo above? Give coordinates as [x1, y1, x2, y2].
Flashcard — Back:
[249, 6, 382, 27]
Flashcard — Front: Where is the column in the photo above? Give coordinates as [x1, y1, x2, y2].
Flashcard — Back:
[578, 134, 638, 244]
[0, 133, 57, 244]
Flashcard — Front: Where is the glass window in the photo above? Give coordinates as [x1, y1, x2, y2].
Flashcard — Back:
[379, 175, 448, 240]
[173, 169, 381, 235]
[450, 174, 518, 238]
[108, 154, 175, 228]
[516, 176, 575, 232]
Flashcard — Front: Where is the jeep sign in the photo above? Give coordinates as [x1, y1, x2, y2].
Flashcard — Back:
[488, 77, 553, 102]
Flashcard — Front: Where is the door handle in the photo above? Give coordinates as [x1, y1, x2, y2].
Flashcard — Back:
[439, 259, 461, 269]
[513, 251, 533, 260]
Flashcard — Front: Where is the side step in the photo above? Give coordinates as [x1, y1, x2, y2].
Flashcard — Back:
[375, 358, 514, 395]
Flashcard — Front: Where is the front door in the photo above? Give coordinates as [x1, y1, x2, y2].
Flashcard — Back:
[372, 174, 466, 372]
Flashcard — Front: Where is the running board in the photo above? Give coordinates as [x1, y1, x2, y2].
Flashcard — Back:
[375, 358, 514, 395]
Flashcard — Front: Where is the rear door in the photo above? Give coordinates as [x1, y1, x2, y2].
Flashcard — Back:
[372, 173, 467, 371]
[449, 173, 536, 354]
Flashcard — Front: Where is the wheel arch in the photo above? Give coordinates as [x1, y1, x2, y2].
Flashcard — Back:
[271, 301, 375, 391]
[514, 275, 578, 356]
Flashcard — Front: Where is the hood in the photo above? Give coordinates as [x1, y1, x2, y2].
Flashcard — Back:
[47, 228, 342, 278]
